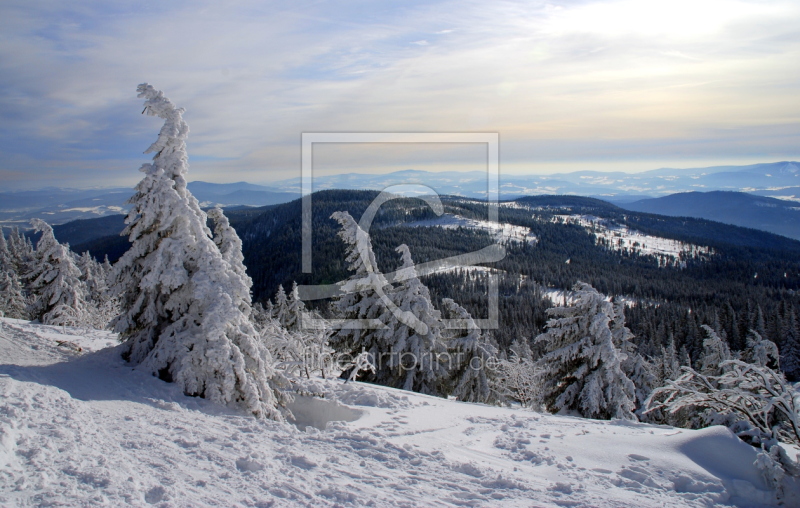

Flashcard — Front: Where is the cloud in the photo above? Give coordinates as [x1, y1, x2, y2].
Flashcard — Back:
[0, 0, 799, 190]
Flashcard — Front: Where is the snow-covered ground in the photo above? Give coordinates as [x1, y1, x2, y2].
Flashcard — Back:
[551, 215, 713, 267]
[1, 318, 791, 507]
[406, 214, 538, 245]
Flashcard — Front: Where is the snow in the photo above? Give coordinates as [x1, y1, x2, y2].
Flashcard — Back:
[1, 318, 793, 507]
[551, 215, 713, 266]
[406, 214, 538, 244]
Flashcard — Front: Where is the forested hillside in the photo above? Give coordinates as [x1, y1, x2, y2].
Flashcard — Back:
[64, 190, 800, 379]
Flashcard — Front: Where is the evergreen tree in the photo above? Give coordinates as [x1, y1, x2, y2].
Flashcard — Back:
[441, 297, 498, 404]
[0, 269, 28, 319]
[6, 227, 35, 279]
[272, 285, 288, 326]
[611, 300, 656, 413]
[0, 230, 11, 272]
[110, 84, 281, 419]
[657, 336, 681, 384]
[743, 330, 780, 370]
[534, 282, 636, 420]
[208, 207, 252, 294]
[76, 250, 117, 329]
[698, 325, 731, 376]
[329, 211, 394, 380]
[382, 244, 449, 394]
[284, 281, 306, 331]
[27, 219, 88, 326]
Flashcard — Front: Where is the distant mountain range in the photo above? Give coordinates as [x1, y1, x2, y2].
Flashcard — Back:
[268, 161, 800, 202]
[620, 192, 800, 241]
[0, 182, 299, 230]
[2, 161, 798, 237]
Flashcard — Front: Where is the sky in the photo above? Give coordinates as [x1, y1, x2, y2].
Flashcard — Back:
[0, 0, 799, 190]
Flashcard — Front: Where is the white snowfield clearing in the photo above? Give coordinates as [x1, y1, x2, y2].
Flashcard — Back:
[0, 318, 791, 507]
[551, 215, 713, 267]
[406, 214, 538, 245]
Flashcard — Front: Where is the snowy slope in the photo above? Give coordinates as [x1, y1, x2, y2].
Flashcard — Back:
[551, 214, 713, 267]
[406, 214, 538, 244]
[0, 318, 790, 507]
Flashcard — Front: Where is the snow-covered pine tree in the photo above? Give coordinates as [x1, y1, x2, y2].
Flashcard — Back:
[743, 330, 780, 370]
[534, 282, 636, 420]
[0, 230, 30, 319]
[379, 244, 449, 394]
[0, 269, 28, 319]
[611, 299, 656, 413]
[0, 229, 11, 271]
[329, 211, 394, 381]
[272, 285, 288, 326]
[110, 84, 281, 419]
[698, 325, 731, 377]
[6, 227, 35, 279]
[208, 207, 253, 296]
[76, 250, 118, 329]
[26, 219, 88, 326]
[441, 297, 498, 404]
[283, 282, 306, 331]
[657, 336, 681, 385]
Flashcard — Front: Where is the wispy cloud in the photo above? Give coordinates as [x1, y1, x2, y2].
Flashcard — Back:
[0, 0, 799, 189]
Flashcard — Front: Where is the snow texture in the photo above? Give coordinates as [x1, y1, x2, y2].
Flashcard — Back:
[1, 318, 795, 507]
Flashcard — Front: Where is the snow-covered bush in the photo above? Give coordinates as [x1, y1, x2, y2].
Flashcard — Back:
[646, 358, 800, 446]
[110, 84, 282, 419]
[646, 355, 800, 499]
[493, 339, 539, 408]
[534, 281, 636, 420]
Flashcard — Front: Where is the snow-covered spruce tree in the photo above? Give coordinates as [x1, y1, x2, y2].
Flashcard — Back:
[76, 251, 118, 329]
[441, 297, 499, 403]
[533, 282, 636, 420]
[6, 227, 35, 281]
[656, 336, 681, 386]
[284, 281, 306, 331]
[611, 299, 656, 414]
[0, 231, 28, 319]
[0, 229, 11, 271]
[330, 215, 451, 394]
[26, 219, 88, 326]
[329, 211, 394, 382]
[208, 207, 253, 299]
[698, 325, 731, 377]
[381, 244, 449, 395]
[110, 84, 281, 419]
[744, 330, 780, 370]
[272, 284, 288, 326]
[0, 269, 28, 319]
